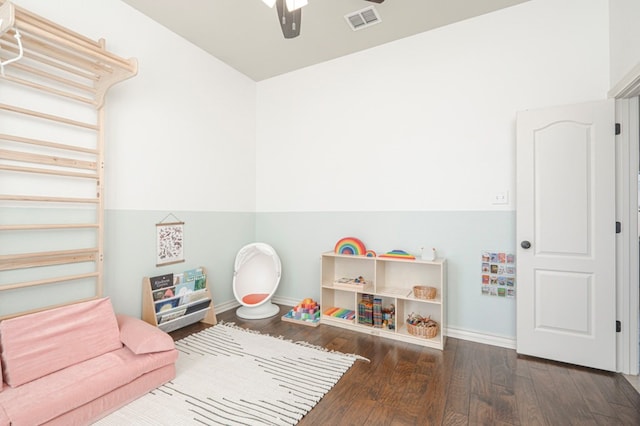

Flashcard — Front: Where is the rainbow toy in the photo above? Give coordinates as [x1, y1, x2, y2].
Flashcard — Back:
[334, 237, 366, 256]
[379, 249, 416, 260]
[365, 250, 376, 257]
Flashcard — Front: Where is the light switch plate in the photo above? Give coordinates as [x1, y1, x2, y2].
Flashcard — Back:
[492, 191, 509, 205]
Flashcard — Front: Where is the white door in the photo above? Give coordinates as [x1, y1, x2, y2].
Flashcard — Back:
[516, 100, 616, 371]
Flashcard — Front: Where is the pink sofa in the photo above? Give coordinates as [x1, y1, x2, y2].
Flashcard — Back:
[0, 297, 178, 425]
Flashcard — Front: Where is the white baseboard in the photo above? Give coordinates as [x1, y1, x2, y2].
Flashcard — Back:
[445, 326, 516, 349]
[214, 296, 297, 316]
[214, 299, 240, 315]
[272, 295, 300, 307]
[214, 298, 517, 350]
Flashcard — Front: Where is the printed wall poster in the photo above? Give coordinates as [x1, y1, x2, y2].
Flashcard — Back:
[481, 251, 515, 298]
[156, 221, 185, 266]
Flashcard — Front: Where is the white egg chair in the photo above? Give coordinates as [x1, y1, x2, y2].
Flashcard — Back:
[232, 242, 282, 319]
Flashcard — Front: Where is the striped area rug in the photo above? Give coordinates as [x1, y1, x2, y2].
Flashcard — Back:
[96, 322, 365, 425]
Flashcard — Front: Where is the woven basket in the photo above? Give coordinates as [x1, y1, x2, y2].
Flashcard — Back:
[406, 321, 439, 339]
[413, 285, 437, 300]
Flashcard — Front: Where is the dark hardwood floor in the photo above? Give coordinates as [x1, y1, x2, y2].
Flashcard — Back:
[170, 305, 640, 425]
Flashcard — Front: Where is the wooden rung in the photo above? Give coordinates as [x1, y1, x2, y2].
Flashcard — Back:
[0, 223, 99, 231]
[0, 133, 99, 155]
[0, 248, 98, 261]
[0, 103, 99, 130]
[0, 73, 94, 104]
[0, 194, 99, 204]
[0, 248, 98, 271]
[0, 148, 97, 170]
[14, 5, 102, 49]
[0, 273, 99, 292]
[0, 253, 97, 271]
[0, 41, 99, 81]
[0, 74, 93, 104]
[3, 31, 115, 75]
[15, 6, 130, 68]
[0, 164, 98, 179]
[15, 18, 135, 72]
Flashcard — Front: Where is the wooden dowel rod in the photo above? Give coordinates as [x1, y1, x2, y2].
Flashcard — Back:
[0, 194, 99, 204]
[0, 223, 99, 231]
[14, 6, 102, 49]
[0, 253, 97, 271]
[0, 272, 99, 292]
[0, 149, 97, 170]
[12, 61, 96, 92]
[15, 21, 134, 72]
[0, 248, 98, 261]
[0, 74, 94, 104]
[0, 103, 99, 130]
[0, 53, 96, 93]
[0, 133, 98, 155]
[0, 164, 98, 179]
[0, 41, 98, 81]
[5, 31, 115, 75]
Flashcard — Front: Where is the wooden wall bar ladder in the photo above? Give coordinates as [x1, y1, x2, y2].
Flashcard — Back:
[0, 1, 137, 319]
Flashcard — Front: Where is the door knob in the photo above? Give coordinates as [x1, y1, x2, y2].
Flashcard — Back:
[521, 240, 531, 249]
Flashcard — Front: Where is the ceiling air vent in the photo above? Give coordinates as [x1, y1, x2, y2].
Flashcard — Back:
[345, 6, 382, 31]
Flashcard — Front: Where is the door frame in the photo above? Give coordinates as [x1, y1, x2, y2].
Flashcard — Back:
[610, 64, 640, 375]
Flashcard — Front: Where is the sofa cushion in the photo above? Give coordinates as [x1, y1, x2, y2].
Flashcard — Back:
[117, 314, 175, 354]
[0, 298, 122, 387]
[0, 396, 7, 426]
[0, 346, 177, 425]
[45, 364, 176, 426]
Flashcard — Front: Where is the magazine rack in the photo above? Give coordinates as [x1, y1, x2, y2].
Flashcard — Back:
[142, 267, 217, 333]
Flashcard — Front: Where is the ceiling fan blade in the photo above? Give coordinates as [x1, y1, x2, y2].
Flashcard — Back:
[276, 0, 301, 39]
[365, 0, 385, 3]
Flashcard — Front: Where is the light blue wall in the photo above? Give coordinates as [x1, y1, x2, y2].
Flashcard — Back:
[257, 211, 516, 338]
[103, 210, 255, 317]
[99, 209, 516, 338]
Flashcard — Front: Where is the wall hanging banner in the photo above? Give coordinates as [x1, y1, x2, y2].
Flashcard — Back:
[156, 214, 185, 266]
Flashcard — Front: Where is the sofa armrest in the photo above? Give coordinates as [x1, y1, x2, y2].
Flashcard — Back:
[116, 315, 175, 355]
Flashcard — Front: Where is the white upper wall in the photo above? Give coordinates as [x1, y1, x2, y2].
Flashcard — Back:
[609, 0, 640, 88]
[11, 0, 257, 212]
[8, 0, 613, 214]
[256, 0, 610, 212]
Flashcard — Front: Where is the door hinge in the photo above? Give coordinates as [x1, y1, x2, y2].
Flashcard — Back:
[616, 222, 621, 233]
[615, 123, 621, 135]
[616, 320, 621, 332]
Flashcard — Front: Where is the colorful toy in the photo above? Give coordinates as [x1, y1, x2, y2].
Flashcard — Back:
[365, 250, 376, 257]
[379, 249, 415, 260]
[333, 276, 368, 289]
[281, 298, 321, 326]
[334, 237, 366, 255]
[323, 307, 356, 320]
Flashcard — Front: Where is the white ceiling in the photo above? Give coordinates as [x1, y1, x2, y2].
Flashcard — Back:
[121, 0, 529, 81]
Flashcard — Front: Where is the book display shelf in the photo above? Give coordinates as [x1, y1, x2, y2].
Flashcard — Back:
[321, 253, 447, 349]
[142, 267, 217, 333]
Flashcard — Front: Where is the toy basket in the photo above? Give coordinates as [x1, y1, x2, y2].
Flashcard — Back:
[406, 314, 439, 339]
[412, 285, 437, 300]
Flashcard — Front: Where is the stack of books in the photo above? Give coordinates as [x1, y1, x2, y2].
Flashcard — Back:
[358, 294, 373, 326]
